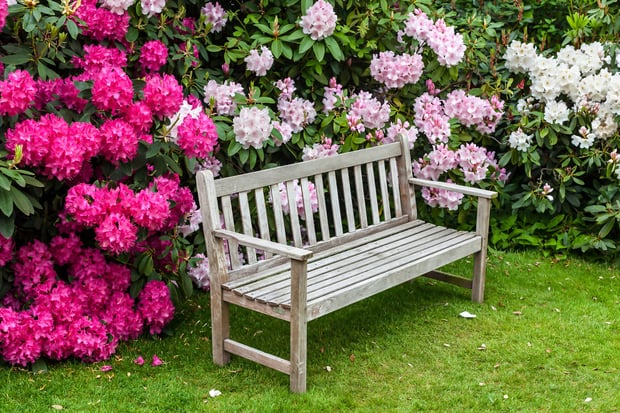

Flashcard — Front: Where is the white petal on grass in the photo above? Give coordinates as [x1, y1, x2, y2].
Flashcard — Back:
[209, 389, 222, 398]
[585, 397, 593, 403]
[459, 311, 477, 319]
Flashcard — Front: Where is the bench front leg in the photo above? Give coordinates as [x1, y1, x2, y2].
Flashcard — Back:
[472, 197, 492, 303]
[289, 259, 309, 393]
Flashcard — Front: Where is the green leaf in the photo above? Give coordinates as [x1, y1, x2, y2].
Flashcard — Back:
[313, 41, 325, 61]
[1, 53, 32, 65]
[271, 39, 283, 58]
[181, 272, 194, 297]
[324, 37, 344, 61]
[0, 190, 13, 216]
[67, 19, 80, 39]
[299, 36, 314, 55]
[0, 174, 10, 191]
[0, 213, 14, 239]
[599, 219, 615, 238]
[227, 141, 242, 157]
[239, 149, 250, 165]
[11, 187, 34, 215]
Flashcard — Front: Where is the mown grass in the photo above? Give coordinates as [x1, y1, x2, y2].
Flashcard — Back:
[1, 249, 619, 412]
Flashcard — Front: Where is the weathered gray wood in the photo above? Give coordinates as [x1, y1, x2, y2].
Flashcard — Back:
[300, 177, 317, 244]
[366, 162, 380, 225]
[224, 339, 291, 374]
[353, 165, 368, 228]
[197, 134, 497, 393]
[213, 142, 402, 196]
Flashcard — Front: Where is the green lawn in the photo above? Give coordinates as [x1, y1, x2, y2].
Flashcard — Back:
[1, 250, 619, 412]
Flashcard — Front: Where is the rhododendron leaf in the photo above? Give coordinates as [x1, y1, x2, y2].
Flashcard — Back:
[0, 53, 32, 66]
[126, 27, 139, 43]
[299, 36, 314, 55]
[272, 39, 283, 59]
[227, 142, 242, 157]
[181, 273, 193, 297]
[239, 149, 250, 165]
[66, 19, 80, 40]
[312, 41, 325, 61]
[0, 213, 14, 238]
[0, 191, 13, 216]
[11, 187, 34, 216]
[324, 37, 344, 61]
[0, 174, 10, 191]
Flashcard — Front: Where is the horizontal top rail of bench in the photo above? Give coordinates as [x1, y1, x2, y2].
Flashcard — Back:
[410, 177, 498, 199]
[212, 142, 402, 196]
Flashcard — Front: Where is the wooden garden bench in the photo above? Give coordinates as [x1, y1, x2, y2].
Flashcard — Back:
[196, 135, 497, 392]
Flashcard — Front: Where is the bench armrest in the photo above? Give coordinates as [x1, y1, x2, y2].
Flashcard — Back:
[213, 229, 314, 261]
[410, 178, 497, 199]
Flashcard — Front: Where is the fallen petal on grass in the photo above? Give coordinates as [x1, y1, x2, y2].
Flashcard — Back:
[459, 311, 477, 319]
[133, 356, 145, 366]
[151, 355, 163, 366]
[209, 389, 222, 397]
[100, 365, 113, 372]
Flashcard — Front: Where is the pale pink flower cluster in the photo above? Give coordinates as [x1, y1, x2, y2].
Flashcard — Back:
[385, 119, 418, 148]
[421, 181, 464, 211]
[403, 9, 465, 67]
[276, 78, 317, 133]
[245, 46, 274, 76]
[456, 143, 496, 184]
[299, 0, 337, 40]
[0, 70, 36, 116]
[203, 80, 244, 115]
[322, 77, 344, 113]
[414, 93, 451, 144]
[413, 144, 458, 181]
[233, 106, 273, 149]
[0, 237, 174, 367]
[276, 179, 319, 218]
[443, 90, 504, 134]
[301, 138, 339, 160]
[100, 0, 134, 15]
[370, 51, 424, 89]
[188, 253, 210, 290]
[201, 2, 228, 33]
[141, 0, 166, 17]
[347, 91, 391, 132]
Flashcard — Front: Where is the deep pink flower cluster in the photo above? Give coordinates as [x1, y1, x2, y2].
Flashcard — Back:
[137, 280, 175, 335]
[403, 9, 465, 67]
[0, 235, 14, 267]
[299, 0, 338, 41]
[100, 118, 140, 164]
[72, 44, 128, 77]
[6, 114, 101, 181]
[143, 74, 184, 118]
[91, 66, 134, 114]
[34, 78, 87, 112]
[0, 0, 7, 31]
[140, 40, 169, 73]
[0, 70, 36, 116]
[370, 51, 424, 89]
[201, 2, 228, 33]
[0, 237, 174, 367]
[63, 176, 194, 254]
[176, 112, 219, 158]
[347, 91, 391, 132]
[73, 0, 129, 42]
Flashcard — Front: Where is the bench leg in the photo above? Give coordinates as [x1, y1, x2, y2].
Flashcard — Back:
[472, 250, 486, 303]
[211, 288, 231, 366]
[289, 260, 308, 393]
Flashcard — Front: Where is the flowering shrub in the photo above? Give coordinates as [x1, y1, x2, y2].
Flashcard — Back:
[500, 40, 620, 253]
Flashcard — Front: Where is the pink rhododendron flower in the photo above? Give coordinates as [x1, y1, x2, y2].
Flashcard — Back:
[140, 40, 168, 72]
[176, 112, 219, 158]
[322, 77, 344, 113]
[72, 45, 128, 75]
[141, 0, 166, 17]
[0, 235, 14, 267]
[203, 80, 244, 115]
[134, 355, 145, 365]
[385, 119, 418, 148]
[123, 101, 154, 132]
[74, 0, 129, 42]
[276, 179, 319, 218]
[151, 354, 163, 366]
[456, 143, 492, 184]
[100, 365, 113, 371]
[142, 74, 184, 118]
[413, 144, 459, 181]
[99, 119, 140, 164]
[0, 0, 7, 31]
[188, 253, 210, 290]
[244, 46, 274, 76]
[100, 0, 134, 15]
[201, 2, 228, 32]
[301, 139, 339, 160]
[299, 0, 337, 40]
[0, 70, 37, 116]
[137, 281, 175, 335]
[131, 189, 170, 231]
[370, 51, 424, 89]
[414, 93, 451, 144]
[91, 66, 134, 114]
[95, 212, 138, 254]
[347, 91, 390, 132]
[233, 106, 273, 149]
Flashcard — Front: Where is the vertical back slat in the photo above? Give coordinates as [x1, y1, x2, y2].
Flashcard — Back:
[238, 192, 257, 264]
[366, 163, 380, 225]
[286, 180, 303, 247]
[314, 174, 330, 241]
[270, 184, 287, 244]
[378, 160, 391, 221]
[353, 165, 368, 228]
[300, 177, 317, 244]
[390, 157, 402, 217]
[340, 168, 356, 232]
[254, 188, 272, 259]
[328, 171, 343, 236]
[221, 196, 242, 269]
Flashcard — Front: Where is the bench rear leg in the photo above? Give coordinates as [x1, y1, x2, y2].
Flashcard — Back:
[289, 259, 308, 393]
[472, 250, 486, 303]
[211, 288, 231, 366]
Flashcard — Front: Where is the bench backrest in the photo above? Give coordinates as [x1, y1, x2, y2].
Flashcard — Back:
[197, 135, 416, 270]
